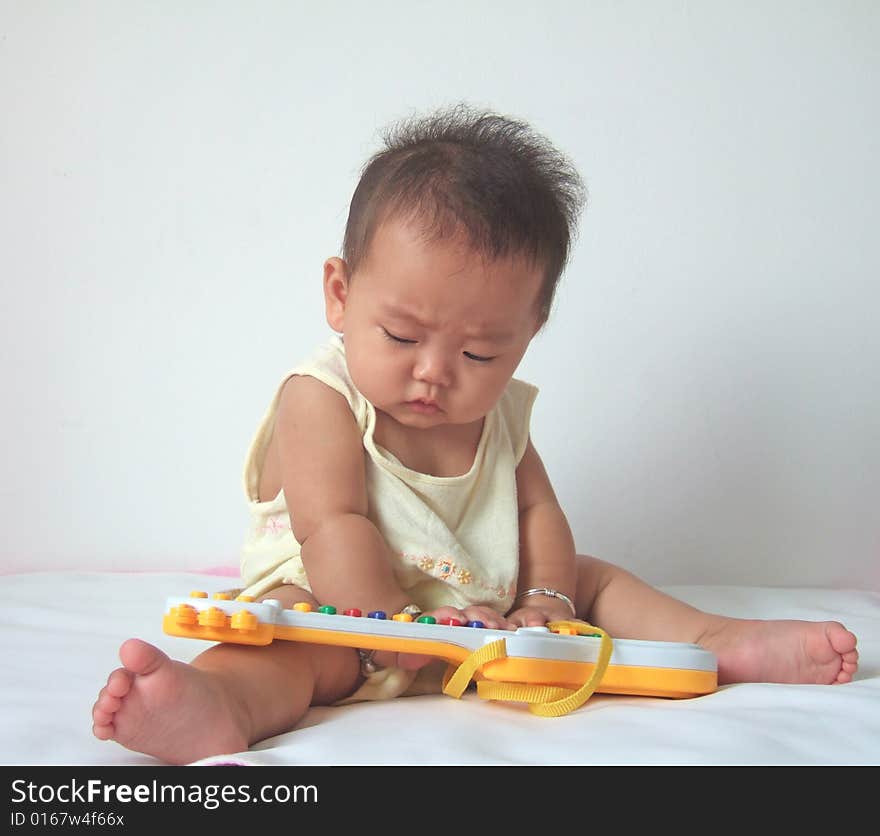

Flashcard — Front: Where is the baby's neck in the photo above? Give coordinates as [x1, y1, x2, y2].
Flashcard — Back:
[373, 412, 484, 478]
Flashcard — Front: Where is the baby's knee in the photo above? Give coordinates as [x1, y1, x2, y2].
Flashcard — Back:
[257, 584, 316, 609]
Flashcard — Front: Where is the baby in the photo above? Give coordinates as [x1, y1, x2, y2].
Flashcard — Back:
[93, 105, 858, 764]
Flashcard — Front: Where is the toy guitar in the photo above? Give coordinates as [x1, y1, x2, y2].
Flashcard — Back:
[163, 592, 718, 716]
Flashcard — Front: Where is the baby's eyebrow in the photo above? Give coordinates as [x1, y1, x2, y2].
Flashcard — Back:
[381, 304, 429, 329]
[381, 305, 514, 342]
[466, 325, 515, 342]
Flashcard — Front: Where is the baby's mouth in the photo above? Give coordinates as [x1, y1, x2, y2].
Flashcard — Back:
[406, 398, 442, 413]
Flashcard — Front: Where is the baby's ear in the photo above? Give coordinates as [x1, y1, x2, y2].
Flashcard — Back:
[323, 257, 350, 332]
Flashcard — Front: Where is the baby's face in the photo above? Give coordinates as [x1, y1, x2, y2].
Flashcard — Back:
[325, 217, 544, 431]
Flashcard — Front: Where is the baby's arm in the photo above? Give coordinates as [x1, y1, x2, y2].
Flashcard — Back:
[273, 375, 412, 615]
[272, 376, 507, 631]
[508, 439, 579, 626]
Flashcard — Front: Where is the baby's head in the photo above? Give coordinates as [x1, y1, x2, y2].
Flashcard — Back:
[324, 105, 586, 430]
[343, 104, 586, 325]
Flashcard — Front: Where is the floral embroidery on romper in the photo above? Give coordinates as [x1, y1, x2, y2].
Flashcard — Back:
[261, 516, 290, 535]
[437, 559, 455, 579]
[400, 553, 512, 601]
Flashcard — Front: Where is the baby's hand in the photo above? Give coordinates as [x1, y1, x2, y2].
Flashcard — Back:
[426, 605, 512, 631]
[506, 602, 575, 628]
[393, 605, 511, 671]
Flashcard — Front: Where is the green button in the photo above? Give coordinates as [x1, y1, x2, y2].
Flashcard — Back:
[416, 615, 436, 624]
[317, 605, 337, 615]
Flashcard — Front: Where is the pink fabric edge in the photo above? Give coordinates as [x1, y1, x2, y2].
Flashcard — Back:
[0, 566, 241, 577]
[194, 566, 241, 576]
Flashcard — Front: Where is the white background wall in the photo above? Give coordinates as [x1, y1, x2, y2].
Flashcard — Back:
[2, 1, 878, 590]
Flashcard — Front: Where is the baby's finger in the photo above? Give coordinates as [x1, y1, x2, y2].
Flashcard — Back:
[460, 606, 509, 630]
[506, 607, 552, 628]
[426, 605, 467, 626]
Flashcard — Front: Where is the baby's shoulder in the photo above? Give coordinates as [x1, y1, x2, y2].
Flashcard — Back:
[493, 377, 539, 463]
[277, 336, 369, 430]
[276, 373, 354, 423]
[497, 376, 539, 414]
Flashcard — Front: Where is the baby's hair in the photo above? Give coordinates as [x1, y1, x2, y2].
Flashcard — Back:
[343, 103, 586, 321]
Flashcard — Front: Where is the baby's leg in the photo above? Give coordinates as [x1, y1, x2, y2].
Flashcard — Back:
[575, 555, 858, 686]
[92, 587, 361, 764]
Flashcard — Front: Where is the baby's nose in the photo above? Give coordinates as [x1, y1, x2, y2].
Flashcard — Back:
[413, 350, 452, 387]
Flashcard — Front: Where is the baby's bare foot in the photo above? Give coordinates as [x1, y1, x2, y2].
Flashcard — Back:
[92, 639, 249, 764]
[700, 618, 858, 686]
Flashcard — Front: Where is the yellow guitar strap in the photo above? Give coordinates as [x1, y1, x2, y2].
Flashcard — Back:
[442, 621, 613, 717]
[442, 638, 508, 695]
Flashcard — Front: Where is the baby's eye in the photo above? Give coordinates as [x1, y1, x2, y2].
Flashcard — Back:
[382, 327, 416, 344]
[463, 351, 495, 363]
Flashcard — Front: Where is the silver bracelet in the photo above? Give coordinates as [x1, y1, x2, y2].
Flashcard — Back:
[357, 604, 422, 675]
[514, 587, 576, 617]
[357, 648, 384, 675]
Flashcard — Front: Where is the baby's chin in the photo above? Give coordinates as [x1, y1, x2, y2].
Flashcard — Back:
[383, 405, 450, 428]
[376, 402, 474, 429]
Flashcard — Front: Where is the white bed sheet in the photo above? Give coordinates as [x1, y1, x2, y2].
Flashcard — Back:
[1, 571, 877, 766]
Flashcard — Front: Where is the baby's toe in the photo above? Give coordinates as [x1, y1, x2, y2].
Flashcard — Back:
[840, 653, 859, 677]
[104, 668, 133, 699]
[92, 704, 115, 726]
[92, 689, 120, 730]
[92, 721, 115, 740]
[827, 623, 858, 655]
[94, 689, 121, 715]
